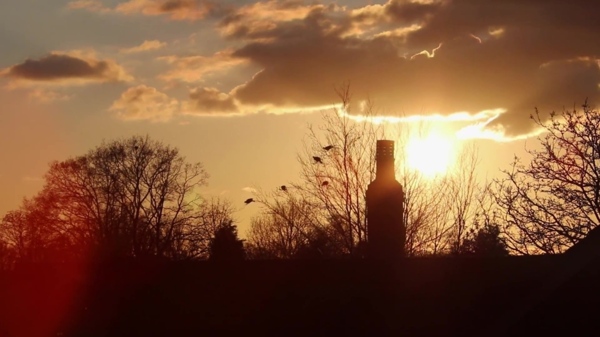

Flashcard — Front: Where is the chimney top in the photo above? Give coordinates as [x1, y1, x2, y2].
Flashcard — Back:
[376, 140, 394, 161]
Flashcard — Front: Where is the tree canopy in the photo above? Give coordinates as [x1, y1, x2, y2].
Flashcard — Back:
[0, 135, 235, 264]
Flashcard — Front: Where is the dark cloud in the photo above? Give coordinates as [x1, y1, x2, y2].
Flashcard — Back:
[158, 0, 227, 17]
[2, 52, 131, 84]
[8, 54, 104, 80]
[220, 0, 600, 138]
[403, 0, 600, 54]
[385, 0, 442, 24]
[159, 0, 194, 11]
[111, 0, 229, 20]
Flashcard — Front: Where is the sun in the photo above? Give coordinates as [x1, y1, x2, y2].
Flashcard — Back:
[405, 133, 455, 177]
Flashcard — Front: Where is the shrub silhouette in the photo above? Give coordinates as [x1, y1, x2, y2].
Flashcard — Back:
[209, 222, 245, 261]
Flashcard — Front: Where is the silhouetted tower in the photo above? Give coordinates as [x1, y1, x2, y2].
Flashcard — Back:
[366, 140, 406, 259]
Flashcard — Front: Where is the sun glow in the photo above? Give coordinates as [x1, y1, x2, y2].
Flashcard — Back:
[405, 133, 455, 177]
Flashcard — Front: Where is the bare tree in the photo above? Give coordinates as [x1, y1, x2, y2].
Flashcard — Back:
[495, 102, 600, 254]
[246, 188, 322, 259]
[390, 124, 489, 256]
[293, 85, 381, 255]
[390, 122, 459, 256]
[0, 190, 67, 263]
[0, 135, 215, 262]
[447, 143, 482, 253]
[180, 197, 236, 259]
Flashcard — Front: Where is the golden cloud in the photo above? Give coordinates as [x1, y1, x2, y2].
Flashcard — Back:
[110, 85, 179, 122]
[218, 0, 328, 39]
[67, 0, 111, 13]
[120, 40, 167, 54]
[28, 89, 72, 104]
[157, 49, 246, 83]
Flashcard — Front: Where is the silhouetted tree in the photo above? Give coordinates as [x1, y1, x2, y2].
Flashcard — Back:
[456, 222, 508, 257]
[208, 222, 245, 261]
[0, 135, 219, 262]
[401, 173, 453, 255]
[246, 194, 318, 259]
[495, 102, 600, 254]
[389, 123, 487, 256]
[293, 85, 382, 256]
[294, 227, 344, 259]
[0, 190, 70, 263]
[447, 143, 485, 253]
[185, 197, 237, 259]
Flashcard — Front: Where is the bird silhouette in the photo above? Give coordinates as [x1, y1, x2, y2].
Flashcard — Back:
[280, 185, 287, 192]
[313, 156, 323, 164]
[244, 198, 254, 205]
[322, 145, 334, 151]
[322, 181, 329, 187]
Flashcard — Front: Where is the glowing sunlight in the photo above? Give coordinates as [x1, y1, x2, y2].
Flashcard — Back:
[405, 133, 455, 177]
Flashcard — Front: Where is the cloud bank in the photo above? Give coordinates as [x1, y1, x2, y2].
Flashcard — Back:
[221, 0, 600, 138]
[70, 0, 600, 139]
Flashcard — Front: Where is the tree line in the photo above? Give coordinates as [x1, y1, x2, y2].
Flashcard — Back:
[1, 92, 598, 268]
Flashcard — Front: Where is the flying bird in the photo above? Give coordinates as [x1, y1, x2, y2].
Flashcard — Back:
[322, 181, 329, 187]
[244, 198, 254, 205]
[313, 156, 323, 164]
[280, 185, 288, 192]
[322, 145, 335, 151]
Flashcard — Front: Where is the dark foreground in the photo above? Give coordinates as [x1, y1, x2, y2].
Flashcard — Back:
[0, 255, 598, 337]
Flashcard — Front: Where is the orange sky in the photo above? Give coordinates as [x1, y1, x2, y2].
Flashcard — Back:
[0, 0, 598, 234]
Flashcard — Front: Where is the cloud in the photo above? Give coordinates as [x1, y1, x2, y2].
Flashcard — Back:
[218, 0, 329, 40]
[69, 0, 226, 20]
[216, 0, 600, 139]
[120, 40, 167, 54]
[116, 0, 220, 20]
[242, 186, 257, 194]
[67, 0, 111, 13]
[109, 85, 179, 122]
[66, 0, 600, 139]
[1, 51, 132, 87]
[157, 49, 246, 84]
[385, 0, 442, 24]
[28, 89, 72, 103]
[183, 87, 239, 115]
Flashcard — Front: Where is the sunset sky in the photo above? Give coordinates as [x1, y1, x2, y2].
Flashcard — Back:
[1, 0, 599, 234]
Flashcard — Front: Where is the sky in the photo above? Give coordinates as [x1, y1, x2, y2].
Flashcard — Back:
[1, 0, 599, 234]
